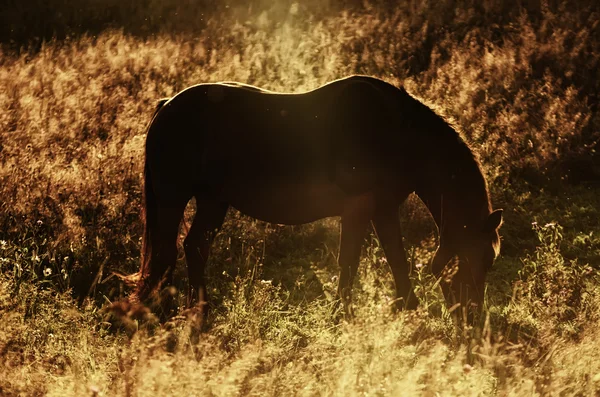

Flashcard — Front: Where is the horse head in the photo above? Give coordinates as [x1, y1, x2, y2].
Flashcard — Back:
[432, 209, 503, 309]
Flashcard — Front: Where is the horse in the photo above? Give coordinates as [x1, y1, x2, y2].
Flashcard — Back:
[132, 75, 503, 317]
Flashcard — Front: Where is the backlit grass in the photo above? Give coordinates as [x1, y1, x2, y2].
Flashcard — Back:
[1, 1, 600, 395]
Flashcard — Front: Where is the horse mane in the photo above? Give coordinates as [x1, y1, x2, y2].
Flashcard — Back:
[394, 85, 493, 221]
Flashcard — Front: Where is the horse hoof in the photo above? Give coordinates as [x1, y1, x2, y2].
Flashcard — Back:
[103, 298, 158, 336]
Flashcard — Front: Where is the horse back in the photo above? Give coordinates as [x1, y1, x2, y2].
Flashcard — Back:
[145, 76, 419, 204]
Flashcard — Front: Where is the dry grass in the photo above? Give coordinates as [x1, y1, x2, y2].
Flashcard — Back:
[1, 1, 600, 395]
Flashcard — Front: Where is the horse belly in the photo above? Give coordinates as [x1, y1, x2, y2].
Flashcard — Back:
[220, 181, 345, 225]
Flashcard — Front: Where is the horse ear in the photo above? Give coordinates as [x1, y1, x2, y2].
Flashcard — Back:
[484, 209, 503, 232]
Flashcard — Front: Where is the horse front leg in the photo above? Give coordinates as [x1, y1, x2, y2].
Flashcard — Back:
[372, 208, 417, 310]
[337, 193, 374, 317]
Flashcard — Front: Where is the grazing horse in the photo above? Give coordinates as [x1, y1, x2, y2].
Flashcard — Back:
[133, 75, 503, 316]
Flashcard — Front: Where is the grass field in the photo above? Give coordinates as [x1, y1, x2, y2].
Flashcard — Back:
[1, 1, 600, 395]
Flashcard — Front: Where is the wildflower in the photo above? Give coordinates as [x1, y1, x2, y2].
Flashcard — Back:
[415, 263, 424, 270]
[0, 240, 6, 248]
[90, 385, 100, 397]
[43, 267, 52, 277]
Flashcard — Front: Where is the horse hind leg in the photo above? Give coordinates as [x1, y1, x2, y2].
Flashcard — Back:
[184, 197, 229, 312]
[136, 198, 188, 316]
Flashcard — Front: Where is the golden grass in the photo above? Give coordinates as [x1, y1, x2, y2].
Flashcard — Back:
[1, 1, 600, 395]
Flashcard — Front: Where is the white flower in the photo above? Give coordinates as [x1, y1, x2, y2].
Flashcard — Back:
[43, 267, 52, 277]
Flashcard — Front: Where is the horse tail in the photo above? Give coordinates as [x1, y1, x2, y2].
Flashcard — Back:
[139, 158, 155, 281]
[136, 99, 169, 292]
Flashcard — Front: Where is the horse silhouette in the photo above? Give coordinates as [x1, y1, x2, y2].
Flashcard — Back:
[132, 75, 503, 317]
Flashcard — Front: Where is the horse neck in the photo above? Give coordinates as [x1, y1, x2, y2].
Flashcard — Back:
[416, 138, 492, 243]
[391, 86, 492, 240]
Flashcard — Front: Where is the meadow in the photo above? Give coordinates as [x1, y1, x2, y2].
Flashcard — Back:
[1, 0, 600, 395]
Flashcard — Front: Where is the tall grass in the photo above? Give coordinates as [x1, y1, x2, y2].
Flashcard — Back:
[2, 221, 600, 395]
[1, 0, 600, 395]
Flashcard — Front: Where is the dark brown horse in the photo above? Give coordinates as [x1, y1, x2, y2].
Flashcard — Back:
[133, 75, 502, 316]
